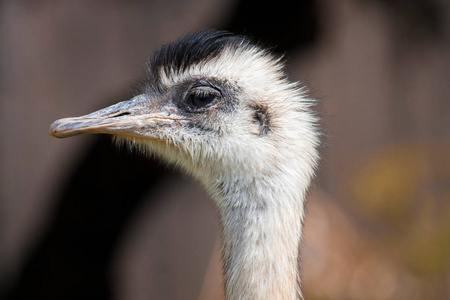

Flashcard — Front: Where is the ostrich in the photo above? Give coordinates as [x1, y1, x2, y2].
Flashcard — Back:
[49, 30, 321, 300]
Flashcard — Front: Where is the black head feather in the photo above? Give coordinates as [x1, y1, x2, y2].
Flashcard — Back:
[143, 30, 251, 94]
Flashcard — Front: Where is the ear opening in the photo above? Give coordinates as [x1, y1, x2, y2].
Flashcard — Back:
[251, 104, 270, 136]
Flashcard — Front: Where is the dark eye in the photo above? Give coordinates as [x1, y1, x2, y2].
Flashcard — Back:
[187, 88, 218, 109]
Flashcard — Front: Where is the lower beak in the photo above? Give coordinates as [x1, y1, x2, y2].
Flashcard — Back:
[49, 95, 178, 138]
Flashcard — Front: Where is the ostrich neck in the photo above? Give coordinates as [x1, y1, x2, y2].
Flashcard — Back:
[213, 177, 305, 300]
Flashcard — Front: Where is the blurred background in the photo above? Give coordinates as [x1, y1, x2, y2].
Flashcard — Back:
[1, 0, 450, 299]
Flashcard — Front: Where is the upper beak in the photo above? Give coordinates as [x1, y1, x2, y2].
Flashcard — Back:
[49, 95, 180, 139]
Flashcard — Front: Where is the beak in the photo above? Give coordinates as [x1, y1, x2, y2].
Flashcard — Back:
[49, 95, 180, 139]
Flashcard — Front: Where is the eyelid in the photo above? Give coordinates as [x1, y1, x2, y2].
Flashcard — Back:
[191, 86, 220, 95]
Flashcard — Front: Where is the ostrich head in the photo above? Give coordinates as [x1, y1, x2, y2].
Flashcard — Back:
[50, 30, 320, 194]
[49, 30, 321, 299]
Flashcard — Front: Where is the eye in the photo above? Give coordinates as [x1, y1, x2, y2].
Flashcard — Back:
[186, 87, 219, 109]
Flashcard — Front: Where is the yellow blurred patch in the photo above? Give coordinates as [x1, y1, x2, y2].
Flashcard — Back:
[342, 142, 450, 276]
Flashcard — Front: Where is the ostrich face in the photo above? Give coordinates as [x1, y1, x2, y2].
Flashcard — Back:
[49, 31, 319, 183]
[49, 69, 269, 179]
[49, 76, 241, 144]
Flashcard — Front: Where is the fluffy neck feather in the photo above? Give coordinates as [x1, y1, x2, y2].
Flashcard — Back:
[209, 170, 307, 300]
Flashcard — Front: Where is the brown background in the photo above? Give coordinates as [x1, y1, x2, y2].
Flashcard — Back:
[1, 0, 449, 299]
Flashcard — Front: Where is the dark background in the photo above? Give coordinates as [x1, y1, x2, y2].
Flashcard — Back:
[1, 0, 449, 299]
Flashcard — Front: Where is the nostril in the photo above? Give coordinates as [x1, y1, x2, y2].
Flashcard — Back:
[112, 112, 131, 118]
